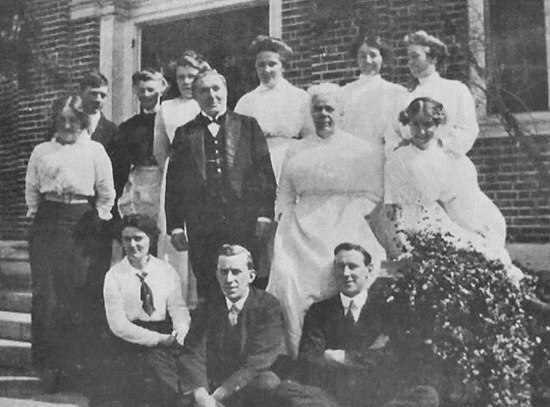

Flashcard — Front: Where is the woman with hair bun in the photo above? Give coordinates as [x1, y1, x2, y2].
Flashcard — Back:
[394, 30, 479, 155]
[235, 35, 314, 182]
[25, 94, 115, 391]
[379, 97, 522, 283]
[340, 34, 407, 202]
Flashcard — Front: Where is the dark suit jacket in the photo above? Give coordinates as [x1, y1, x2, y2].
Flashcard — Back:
[165, 111, 276, 235]
[91, 114, 119, 162]
[183, 288, 286, 399]
[299, 278, 444, 407]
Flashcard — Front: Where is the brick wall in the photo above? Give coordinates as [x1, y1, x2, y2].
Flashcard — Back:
[281, 0, 549, 244]
[0, 0, 101, 239]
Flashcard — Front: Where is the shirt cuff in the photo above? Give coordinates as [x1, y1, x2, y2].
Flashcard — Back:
[170, 228, 185, 235]
[97, 208, 113, 221]
[257, 217, 272, 223]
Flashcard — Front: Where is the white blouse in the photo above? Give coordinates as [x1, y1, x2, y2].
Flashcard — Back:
[153, 97, 200, 168]
[234, 78, 314, 149]
[103, 256, 190, 347]
[25, 134, 115, 220]
[393, 72, 479, 155]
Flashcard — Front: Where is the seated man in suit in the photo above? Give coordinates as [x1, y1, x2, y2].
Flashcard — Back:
[298, 242, 439, 407]
[183, 244, 286, 407]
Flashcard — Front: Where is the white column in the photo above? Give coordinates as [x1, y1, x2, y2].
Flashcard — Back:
[269, 0, 282, 37]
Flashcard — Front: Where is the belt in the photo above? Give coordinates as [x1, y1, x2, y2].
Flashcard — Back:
[43, 192, 91, 204]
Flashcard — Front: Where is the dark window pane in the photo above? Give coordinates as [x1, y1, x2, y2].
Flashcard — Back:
[488, 0, 548, 112]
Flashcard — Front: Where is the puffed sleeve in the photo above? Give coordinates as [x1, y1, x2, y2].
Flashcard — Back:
[93, 143, 116, 220]
[439, 83, 479, 155]
[25, 146, 41, 217]
[153, 105, 170, 171]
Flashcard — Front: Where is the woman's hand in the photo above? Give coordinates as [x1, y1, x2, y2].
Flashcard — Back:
[170, 230, 189, 251]
[158, 333, 176, 347]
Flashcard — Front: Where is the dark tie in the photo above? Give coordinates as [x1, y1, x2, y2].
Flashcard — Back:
[136, 273, 155, 316]
[345, 300, 356, 325]
[228, 304, 239, 327]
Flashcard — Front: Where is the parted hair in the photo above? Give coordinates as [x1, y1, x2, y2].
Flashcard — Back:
[120, 214, 160, 241]
[350, 34, 392, 61]
[398, 97, 448, 127]
[403, 30, 448, 64]
[191, 69, 227, 95]
[249, 35, 293, 61]
[334, 242, 372, 266]
[131, 68, 168, 90]
[217, 244, 255, 270]
[51, 95, 89, 130]
[79, 70, 109, 90]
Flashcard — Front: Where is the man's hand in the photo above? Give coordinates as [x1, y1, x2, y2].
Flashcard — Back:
[254, 219, 272, 241]
[158, 333, 176, 347]
[194, 388, 218, 407]
[323, 349, 347, 366]
[170, 230, 189, 251]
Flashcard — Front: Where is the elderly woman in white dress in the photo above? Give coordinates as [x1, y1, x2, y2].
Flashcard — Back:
[235, 35, 314, 182]
[340, 34, 407, 201]
[389, 30, 479, 155]
[153, 51, 210, 308]
[382, 97, 522, 283]
[266, 83, 386, 357]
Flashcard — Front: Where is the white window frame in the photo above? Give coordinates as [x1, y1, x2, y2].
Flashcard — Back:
[469, 0, 550, 137]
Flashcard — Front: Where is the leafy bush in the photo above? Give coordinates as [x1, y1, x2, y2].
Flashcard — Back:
[390, 230, 539, 407]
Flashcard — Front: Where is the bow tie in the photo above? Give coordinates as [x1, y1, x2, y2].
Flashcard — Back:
[203, 114, 224, 125]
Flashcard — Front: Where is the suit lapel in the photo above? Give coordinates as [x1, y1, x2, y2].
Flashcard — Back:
[239, 288, 255, 355]
[224, 112, 243, 196]
[189, 118, 206, 180]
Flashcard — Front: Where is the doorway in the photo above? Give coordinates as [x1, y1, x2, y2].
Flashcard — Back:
[141, 4, 269, 109]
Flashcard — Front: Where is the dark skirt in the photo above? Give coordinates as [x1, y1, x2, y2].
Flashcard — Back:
[29, 201, 96, 371]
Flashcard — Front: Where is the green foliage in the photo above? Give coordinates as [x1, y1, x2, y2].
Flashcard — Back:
[391, 230, 538, 407]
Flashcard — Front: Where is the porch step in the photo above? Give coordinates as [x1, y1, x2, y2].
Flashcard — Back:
[0, 368, 40, 399]
[0, 394, 89, 406]
[0, 311, 31, 342]
[0, 339, 31, 368]
[0, 290, 31, 314]
[0, 241, 31, 290]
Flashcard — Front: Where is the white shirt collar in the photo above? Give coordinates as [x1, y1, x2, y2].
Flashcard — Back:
[200, 109, 227, 122]
[418, 71, 440, 85]
[225, 288, 250, 312]
[258, 78, 290, 93]
[357, 73, 382, 84]
[340, 289, 369, 311]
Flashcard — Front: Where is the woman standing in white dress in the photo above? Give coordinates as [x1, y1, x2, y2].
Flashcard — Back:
[267, 83, 386, 357]
[153, 51, 210, 307]
[235, 35, 314, 182]
[389, 31, 479, 154]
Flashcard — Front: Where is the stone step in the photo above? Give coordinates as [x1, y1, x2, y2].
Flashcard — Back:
[0, 394, 89, 406]
[0, 339, 31, 368]
[0, 241, 29, 262]
[0, 290, 32, 314]
[0, 368, 40, 399]
[0, 260, 31, 290]
[0, 311, 31, 342]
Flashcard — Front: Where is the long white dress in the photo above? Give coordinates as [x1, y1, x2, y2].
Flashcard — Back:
[389, 72, 479, 154]
[153, 97, 201, 307]
[340, 74, 407, 199]
[382, 140, 522, 283]
[234, 78, 314, 182]
[266, 130, 386, 357]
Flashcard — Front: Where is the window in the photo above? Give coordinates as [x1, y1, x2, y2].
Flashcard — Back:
[487, 0, 548, 113]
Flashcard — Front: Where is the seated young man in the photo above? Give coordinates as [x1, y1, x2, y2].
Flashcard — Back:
[297, 242, 440, 407]
[182, 244, 286, 407]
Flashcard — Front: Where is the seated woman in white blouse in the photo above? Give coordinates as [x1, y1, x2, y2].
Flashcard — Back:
[389, 30, 479, 155]
[104, 214, 197, 407]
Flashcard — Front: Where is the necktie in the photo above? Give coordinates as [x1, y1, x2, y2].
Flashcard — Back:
[228, 304, 239, 327]
[136, 273, 155, 316]
[345, 300, 356, 325]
